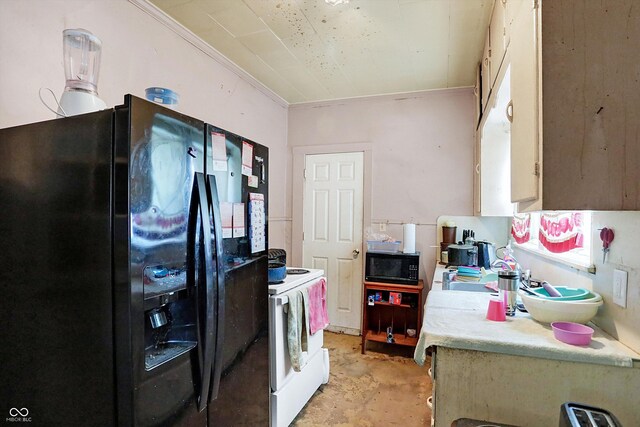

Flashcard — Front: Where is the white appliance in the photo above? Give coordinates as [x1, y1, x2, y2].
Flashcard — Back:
[58, 28, 106, 117]
[269, 269, 330, 427]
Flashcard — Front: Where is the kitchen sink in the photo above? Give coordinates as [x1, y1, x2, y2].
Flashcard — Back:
[443, 281, 493, 293]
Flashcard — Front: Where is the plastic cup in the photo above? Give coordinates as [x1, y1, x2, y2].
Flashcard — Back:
[486, 297, 506, 321]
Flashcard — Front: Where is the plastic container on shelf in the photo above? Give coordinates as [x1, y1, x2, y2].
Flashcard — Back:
[366, 240, 401, 253]
[145, 87, 179, 107]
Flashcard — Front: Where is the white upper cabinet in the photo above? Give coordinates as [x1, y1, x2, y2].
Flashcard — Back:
[512, 0, 640, 211]
[477, 0, 640, 213]
[489, 0, 506, 88]
[473, 122, 481, 215]
[481, 28, 491, 115]
[504, 0, 524, 48]
[509, 0, 539, 204]
[480, 66, 514, 217]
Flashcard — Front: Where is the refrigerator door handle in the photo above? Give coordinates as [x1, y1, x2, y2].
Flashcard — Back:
[194, 172, 216, 412]
[206, 174, 226, 401]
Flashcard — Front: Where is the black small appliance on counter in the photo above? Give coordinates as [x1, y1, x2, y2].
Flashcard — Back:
[447, 244, 478, 267]
[475, 241, 493, 269]
[365, 251, 420, 285]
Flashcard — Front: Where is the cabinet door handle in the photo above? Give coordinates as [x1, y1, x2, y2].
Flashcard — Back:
[476, 163, 480, 174]
[506, 100, 514, 123]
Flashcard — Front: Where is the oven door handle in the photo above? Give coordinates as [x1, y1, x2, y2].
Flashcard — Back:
[274, 295, 289, 305]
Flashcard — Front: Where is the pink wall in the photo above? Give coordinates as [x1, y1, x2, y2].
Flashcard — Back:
[0, 0, 477, 277]
[288, 88, 476, 284]
[0, 0, 289, 250]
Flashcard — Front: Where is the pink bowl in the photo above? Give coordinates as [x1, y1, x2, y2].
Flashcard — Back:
[551, 321, 594, 346]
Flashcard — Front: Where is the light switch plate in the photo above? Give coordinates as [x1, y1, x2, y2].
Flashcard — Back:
[379, 222, 386, 232]
[613, 269, 628, 308]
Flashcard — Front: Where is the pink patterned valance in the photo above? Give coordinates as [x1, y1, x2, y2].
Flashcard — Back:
[539, 212, 584, 253]
[511, 213, 530, 244]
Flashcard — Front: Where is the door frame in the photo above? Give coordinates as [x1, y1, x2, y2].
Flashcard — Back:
[291, 142, 372, 291]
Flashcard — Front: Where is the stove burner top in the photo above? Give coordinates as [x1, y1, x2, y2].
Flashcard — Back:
[286, 268, 310, 275]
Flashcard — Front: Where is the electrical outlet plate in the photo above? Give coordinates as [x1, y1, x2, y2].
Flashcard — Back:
[379, 222, 386, 232]
[613, 269, 628, 308]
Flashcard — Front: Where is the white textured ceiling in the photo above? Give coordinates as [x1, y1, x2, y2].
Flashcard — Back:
[149, 0, 493, 104]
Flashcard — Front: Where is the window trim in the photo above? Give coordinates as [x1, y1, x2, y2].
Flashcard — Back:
[512, 211, 595, 273]
[514, 240, 594, 273]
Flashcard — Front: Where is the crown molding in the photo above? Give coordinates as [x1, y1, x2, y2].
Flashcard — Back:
[289, 86, 474, 109]
[128, 0, 288, 108]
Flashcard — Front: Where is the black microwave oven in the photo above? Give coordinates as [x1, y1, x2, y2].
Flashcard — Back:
[365, 251, 420, 285]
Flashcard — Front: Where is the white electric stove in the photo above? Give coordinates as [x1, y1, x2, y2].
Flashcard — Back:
[268, 268, 330, 427]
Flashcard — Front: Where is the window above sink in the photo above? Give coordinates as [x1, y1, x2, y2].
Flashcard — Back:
[512, 211, 593, 272]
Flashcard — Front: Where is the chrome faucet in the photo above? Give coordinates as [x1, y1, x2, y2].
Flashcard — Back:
[490, 259, 514, 271]
[442, 270, 456, 290]
[521, 269, 531, 288]
[491, 259, 532, 288]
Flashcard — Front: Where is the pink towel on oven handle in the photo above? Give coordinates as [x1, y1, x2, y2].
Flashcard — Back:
[307, 278, 329, 335]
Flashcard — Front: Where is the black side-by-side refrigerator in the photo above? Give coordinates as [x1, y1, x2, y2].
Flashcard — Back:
[0, 95, 269, 426]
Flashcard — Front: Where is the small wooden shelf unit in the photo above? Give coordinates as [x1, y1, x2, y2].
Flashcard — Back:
[361, 280, 423, 354]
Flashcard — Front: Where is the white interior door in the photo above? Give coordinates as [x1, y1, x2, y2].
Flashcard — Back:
[302, 152, 363, 334]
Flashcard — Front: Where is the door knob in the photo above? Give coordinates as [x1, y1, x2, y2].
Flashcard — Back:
[352, 249, 360, 259]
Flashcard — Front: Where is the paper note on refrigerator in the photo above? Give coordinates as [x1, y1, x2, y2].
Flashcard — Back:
[241, 141, 253, 176]
[220, 202, 233, 239]
[249, 193, 265, 253]
[232, 203, 245, 238]
[211, 131, 228, 171]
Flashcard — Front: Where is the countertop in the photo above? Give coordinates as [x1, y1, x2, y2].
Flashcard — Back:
[415, 265, 640, 368]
